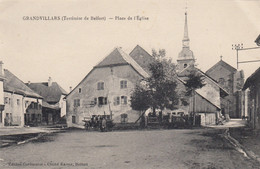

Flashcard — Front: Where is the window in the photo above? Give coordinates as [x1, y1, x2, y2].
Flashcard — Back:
[121, 113, 128, 123]
[72, 115, 76, 124]
[98, 97, 107, 106]
[97, 82, 104, 90]
[91, 98, 97, 106]
[4, 97, 9, 104]
[120, 80, 127, 89]
[114, 96, 120, 105]
[121, 96, 127, 105]
[74, 99, 80, 107]
[79, 88, 82, 93]
[17, 99, 20, 105]
[184, 64, 187, 68]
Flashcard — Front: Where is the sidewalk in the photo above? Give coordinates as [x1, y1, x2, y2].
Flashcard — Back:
[207, 118, 247, 129]
[0, 127, 63, 148]
[0, 127, 53, 136]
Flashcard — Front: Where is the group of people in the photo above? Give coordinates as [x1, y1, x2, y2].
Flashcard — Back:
[84, 115, 108, 132]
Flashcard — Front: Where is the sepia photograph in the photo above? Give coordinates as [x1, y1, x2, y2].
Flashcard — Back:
[0, 0, 260, 168]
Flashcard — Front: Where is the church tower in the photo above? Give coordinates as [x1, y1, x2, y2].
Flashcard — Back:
[177, 11, 195, 72]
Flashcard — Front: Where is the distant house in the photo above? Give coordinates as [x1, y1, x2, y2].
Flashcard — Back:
[0, 63, 43, 127]
[66, 46, 150, 127]
[26, 77, 67, 125]
[206, 59, 244, 118]
[177, 66, 228, 125]
[242, 67, 260, 129]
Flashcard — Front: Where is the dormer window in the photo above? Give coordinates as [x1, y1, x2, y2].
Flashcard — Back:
[97, 82, 104, 90]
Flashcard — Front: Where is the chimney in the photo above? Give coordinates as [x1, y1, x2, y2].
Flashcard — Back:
[69, 86, 72, 92]
[0, 61, 3, 76]
[48, 77, 52, 86]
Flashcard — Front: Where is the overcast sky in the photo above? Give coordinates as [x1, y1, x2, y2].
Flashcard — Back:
[0, 0, 259, 92]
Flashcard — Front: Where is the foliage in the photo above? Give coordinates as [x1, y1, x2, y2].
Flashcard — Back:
[130, 49, 179, 112]
[130, 85, 152, 112]
[185, 69, 205, 96]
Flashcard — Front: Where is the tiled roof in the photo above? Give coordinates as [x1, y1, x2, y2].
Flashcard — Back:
[129, 45, 155, 74]
[95, 47, 149, 78]
[95, 48, 128, 67]
[27, 82, 67, 103]
[3, 69, 42, 99]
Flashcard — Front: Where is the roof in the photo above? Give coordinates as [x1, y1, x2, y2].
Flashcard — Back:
[67, 47, 149, 98]
[95, 47, 149, 78]
[178, 47, 194, 61]
[42, 101, 60, 110]
[206, 60, 237, 75]
[129, 45, 155, 74]
[177, 65, 228, 107]
[176, 76, 221, 110]
[3, 69, 42, 99]
[243, 67, 260, 90]
[26, 82, 67, 103]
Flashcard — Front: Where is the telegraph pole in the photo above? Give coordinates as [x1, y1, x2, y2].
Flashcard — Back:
[232, 43, 243, 69]
[232, 43, 260, 69]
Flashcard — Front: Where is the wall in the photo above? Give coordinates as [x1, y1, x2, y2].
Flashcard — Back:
[198, 113, 216, 126]
[175, 77, 219, 125]
[206, 64, 243, 118]
[2, 92, 42, 127]
[66, 65, 143, 127]
[59, 94, 67, 117]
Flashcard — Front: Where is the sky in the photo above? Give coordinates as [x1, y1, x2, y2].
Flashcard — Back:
[0, 0, 259, 92]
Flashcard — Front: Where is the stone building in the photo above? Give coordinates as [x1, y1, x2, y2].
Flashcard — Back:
[26, 77, 67, 125]
[0, 63, 43, 127]
[66, 47, 150, 127]
[206, 58, 244, 118]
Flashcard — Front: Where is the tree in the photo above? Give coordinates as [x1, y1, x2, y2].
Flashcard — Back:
[130, 49, 179, 116]
[184, 69, 205, 125]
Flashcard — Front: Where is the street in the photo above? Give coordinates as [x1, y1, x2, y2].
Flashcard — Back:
[0, 128, 259, 169]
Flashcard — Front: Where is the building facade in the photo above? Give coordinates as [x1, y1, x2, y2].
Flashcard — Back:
[66, 47, 149, 127]
[206, 59, 244, 118]
[26, 77, 67, 125]
[0, 67, 43, 127]
[243, 67, 260, 129]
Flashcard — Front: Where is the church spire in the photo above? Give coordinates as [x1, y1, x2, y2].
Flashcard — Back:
[182, 11, 190, 48]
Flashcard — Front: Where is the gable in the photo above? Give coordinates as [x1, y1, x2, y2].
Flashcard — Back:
[95, 48, 128, 67]
[66, 64, 144, 100]
[206, 60, 236, 76]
